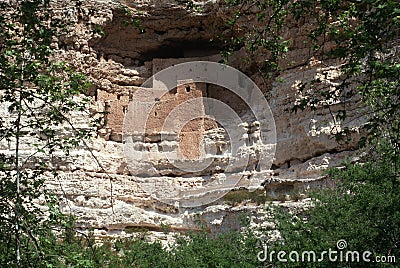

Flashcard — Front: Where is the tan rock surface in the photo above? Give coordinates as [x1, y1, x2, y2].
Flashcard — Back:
[0, 0, 365, 237]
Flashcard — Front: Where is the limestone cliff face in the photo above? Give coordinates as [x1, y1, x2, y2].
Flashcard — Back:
[1, 0, 363, 238]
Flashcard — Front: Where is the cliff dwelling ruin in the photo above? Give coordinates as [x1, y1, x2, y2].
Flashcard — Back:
[0, 0, 364, 237]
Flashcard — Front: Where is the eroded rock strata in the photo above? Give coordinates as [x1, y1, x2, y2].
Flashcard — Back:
[0, 0, 364, 240]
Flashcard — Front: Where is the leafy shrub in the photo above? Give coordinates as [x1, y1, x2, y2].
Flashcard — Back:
[272, 145, 400, 267]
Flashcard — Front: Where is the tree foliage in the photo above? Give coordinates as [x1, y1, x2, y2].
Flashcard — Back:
[0, 0, 95, 266]
[40, 228, 262, 268]
[224, 0, 400, 153]
[223, 1, 400, 267]
[272, 145, 400, 267]
[0, 0, 399, 267]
